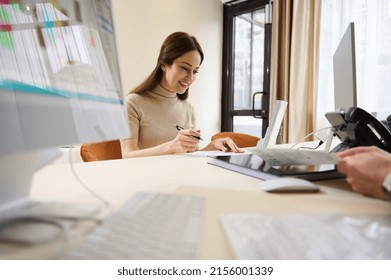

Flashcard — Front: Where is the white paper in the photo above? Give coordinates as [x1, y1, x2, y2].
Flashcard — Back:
[184, 150, 249, 157]
[248, 147, 340, 166]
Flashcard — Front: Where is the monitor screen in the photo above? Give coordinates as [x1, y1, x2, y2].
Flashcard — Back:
[0, 0, 129, 213]
[333, 22, 357, 112]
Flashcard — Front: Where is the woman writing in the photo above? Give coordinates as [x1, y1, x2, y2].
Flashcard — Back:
[120, 32, 243, 158]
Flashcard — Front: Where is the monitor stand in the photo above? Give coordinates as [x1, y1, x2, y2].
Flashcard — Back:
[0, 150, 101, 246]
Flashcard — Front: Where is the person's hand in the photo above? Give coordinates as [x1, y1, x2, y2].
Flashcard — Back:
[167, 128, 201, 154]
[202, 137, 245, 153]
[336, 146, 391, 200]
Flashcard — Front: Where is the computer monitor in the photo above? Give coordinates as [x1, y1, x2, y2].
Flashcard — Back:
[0, 1, 129, 215]
[333, 22, 357, 112]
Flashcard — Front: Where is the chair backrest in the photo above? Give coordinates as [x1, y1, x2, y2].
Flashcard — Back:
[80, 139, 122, 162]
[211, 132, 260, 148]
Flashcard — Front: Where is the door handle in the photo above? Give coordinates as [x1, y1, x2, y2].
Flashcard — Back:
[252, 91, 267, 119]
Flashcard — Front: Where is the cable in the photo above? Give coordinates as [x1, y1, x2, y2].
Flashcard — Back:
[289, 126, 332, 150]
[68, 145, 113, 213]
[298, 140, 324, 150]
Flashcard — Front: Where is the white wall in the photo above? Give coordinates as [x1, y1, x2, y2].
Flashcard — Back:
[112, 0, 224, 143]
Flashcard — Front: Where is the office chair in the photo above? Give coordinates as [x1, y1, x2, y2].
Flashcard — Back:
[80, 139, 122, 162]
[211, 132, 260, 148]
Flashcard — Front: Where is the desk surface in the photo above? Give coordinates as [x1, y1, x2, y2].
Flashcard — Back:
[26, 152, 391, 259]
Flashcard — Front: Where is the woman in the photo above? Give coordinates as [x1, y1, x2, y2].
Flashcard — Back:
[120, 32, 243, 158]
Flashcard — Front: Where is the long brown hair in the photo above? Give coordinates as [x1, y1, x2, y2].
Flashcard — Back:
[131, 32, 204, 100]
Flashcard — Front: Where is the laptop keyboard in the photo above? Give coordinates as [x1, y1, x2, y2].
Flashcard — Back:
[65, 192, 205, 260]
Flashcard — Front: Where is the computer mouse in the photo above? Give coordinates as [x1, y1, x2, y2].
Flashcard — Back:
[259, 177, 320, 193]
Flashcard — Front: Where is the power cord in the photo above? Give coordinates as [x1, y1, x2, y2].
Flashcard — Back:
[289, 126, 332, 150]
[68, 145, 113, 213]
[298, 140, 324, 150]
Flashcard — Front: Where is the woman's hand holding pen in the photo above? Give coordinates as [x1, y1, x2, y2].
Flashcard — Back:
[172, 125, 244, 154]
[176, 125, 203, 140]
[167, 127, 201, 154]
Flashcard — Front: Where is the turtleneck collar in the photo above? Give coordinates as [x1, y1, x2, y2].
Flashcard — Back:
[148, 84, 178, 101]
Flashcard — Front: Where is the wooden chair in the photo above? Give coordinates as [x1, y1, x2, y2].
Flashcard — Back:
[211, 132, 260, 148]
[80, 139, 122, 162]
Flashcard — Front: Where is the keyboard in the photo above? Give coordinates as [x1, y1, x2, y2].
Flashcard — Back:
[65, 192, 205, 260]
[221, 213, 391, 259]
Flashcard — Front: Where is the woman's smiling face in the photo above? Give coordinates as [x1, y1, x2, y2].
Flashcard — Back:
[160, 50, 201, 94]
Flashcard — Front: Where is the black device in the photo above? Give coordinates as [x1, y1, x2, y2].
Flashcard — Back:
[381, 115, 391, 132]
[208, 153, 345, 182]
[326, 107, 391, 153]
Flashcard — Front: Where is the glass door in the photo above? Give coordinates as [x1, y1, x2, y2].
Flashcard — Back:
[221, 0, 271, 137]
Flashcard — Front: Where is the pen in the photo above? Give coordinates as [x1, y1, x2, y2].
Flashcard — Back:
[176, 125, 204, 141]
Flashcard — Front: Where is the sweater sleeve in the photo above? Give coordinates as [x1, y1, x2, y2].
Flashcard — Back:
[125, 94, 140, 139]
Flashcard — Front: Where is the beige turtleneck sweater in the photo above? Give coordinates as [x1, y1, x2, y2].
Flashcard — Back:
[125, 84, 196, 149]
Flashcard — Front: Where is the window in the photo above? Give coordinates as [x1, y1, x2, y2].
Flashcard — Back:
[318, 0, 391, 129]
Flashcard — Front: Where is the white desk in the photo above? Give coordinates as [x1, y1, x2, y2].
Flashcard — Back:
[25, 151, 391, 259]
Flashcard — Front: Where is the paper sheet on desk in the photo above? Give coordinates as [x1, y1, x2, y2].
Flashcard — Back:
[185, 150, 250, 157]
[248, 148, 340, 166]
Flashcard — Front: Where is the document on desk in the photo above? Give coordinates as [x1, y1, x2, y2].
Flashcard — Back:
[184, 150, 250, 157]
[247, 147, 340, 166]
